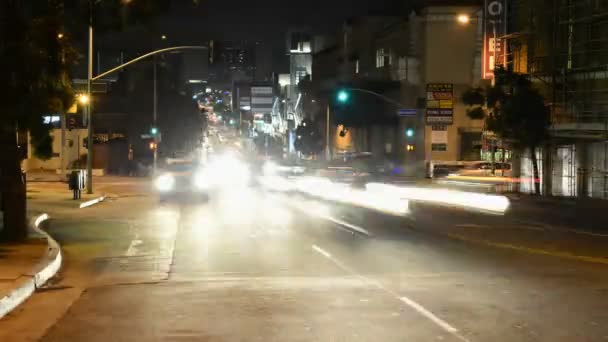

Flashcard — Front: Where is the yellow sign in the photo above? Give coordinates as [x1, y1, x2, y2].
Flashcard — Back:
[67, 102, 78, 114]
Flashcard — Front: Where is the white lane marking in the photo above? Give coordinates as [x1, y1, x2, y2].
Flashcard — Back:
[399, 296, 459, 334]
[79, 196, 106, 208]
[311, 244, 470, 342]
[324, 216, 371, 236]
[312, 244, 332, 258]
[287, 199, 371, 236]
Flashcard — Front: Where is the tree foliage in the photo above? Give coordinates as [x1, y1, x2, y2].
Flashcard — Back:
[462, 67, 551, 194]
[294, 119, 324, 156]
[0, 0, 178, 241]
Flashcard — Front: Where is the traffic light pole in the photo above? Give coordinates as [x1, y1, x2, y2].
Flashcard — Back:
[82, 45, 207, 192]
[153, 56, 158, 173]
[325, 104, 331, 161]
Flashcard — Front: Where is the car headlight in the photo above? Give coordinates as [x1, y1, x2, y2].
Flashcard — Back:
[263, 161, 278, 176]
[155, 174, 175, 192]
[194, 170, 209, 190]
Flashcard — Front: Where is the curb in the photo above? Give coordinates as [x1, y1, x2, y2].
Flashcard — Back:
[0, 213, 62, 319]
[79, 195, 106, 209]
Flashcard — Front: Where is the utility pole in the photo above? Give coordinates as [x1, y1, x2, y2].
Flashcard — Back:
[60, 112, 66, 177]
[153, 55, 158, 172]
[86, 8, 94, 194]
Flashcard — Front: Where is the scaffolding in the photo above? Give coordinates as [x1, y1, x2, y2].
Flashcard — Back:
[505, 0, 608, 198]
[557, 0, 608, 124]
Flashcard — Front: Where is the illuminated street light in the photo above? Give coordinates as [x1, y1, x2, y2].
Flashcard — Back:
[161, 34, 167, 40]
[57, 33, 64, 39]
[457, 14, 471, 25]
[78, 94, 90, 105]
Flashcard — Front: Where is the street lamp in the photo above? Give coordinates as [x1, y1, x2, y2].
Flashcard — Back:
[457, 14, 471, 25]
[78, 94, 90, 105]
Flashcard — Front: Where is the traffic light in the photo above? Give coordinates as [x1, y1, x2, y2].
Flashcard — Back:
[150, 127, 158, 135]
[406, 144, 415, 152]
[149, 141, 157, 150]
[337, 89, 350, 103]
[405, 128, 415, 138]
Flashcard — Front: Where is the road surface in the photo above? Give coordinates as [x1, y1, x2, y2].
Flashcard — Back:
[2, 182, 608, 341]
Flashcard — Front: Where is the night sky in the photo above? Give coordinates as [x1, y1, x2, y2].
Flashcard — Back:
[97, 0, 413, 72]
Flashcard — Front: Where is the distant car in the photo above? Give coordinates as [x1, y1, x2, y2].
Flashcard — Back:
[154, 159, 209, 202]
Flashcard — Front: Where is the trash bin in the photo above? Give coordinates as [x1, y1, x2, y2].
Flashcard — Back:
[69, 170, 86, 199]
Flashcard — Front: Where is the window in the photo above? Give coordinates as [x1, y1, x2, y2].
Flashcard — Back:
[432, 144, 447, 151]
[376, 48, 385, 68]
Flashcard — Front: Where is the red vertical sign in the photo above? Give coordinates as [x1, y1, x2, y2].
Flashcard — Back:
[482, 0, 507, 79]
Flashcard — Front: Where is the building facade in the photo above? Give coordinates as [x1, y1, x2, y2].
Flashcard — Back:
[507, 0, 608, 198]
[311, 5, 484, 176]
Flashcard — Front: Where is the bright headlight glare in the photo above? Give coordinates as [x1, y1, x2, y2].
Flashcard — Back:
[263, 161, 278, 176]
[194, 170, 208, 190]
[155, 174, 175, 192]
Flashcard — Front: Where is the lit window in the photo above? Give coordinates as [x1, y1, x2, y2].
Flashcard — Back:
[376, 48, 385, 68]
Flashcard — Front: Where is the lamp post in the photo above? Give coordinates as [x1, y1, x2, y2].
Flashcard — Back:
[85, 3, 94, 193]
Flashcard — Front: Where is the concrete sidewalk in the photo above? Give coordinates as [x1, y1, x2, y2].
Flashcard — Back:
[0, 239, 48, 307]
[0, 214, 62, 320]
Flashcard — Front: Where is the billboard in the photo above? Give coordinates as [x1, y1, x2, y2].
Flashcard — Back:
[482, 0, 507, 79]
[426, 83, 453, 125]
[251, 86, 274, 114]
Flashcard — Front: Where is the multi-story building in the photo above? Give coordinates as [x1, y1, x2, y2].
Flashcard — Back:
[507, 0, 608, 198]
[311, 4, 483, 176]
[286, 29, 313, 103]
[209, 41, 256, 89]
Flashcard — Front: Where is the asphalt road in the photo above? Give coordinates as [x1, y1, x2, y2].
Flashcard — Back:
[2, 184, 608, 341]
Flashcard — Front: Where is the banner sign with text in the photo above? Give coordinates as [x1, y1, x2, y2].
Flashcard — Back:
[426, 83, 453, 124]
[483, 0, 507, 79]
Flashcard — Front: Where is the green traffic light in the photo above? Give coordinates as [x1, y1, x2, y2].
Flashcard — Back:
[150, 127, 158, 135]
[337, 90, 349, 103]
[406, 128, 414, 137]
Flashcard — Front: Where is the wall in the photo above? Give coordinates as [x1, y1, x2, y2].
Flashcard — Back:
[419, 6, 484, 162]
[24, 128, 89, 172]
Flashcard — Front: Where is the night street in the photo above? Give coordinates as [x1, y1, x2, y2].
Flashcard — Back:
[1, 181, 606, 342]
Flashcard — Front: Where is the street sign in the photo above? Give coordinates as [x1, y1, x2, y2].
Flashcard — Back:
[397, 108, 417, 116]
[140, 133, 162, 142]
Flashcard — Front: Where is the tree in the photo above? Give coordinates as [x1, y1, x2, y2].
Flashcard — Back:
[294, 119, 324, 156]
[0, 0, 179, 241]
[462, 67, 551, 195]
[1, 0, 76, 241]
